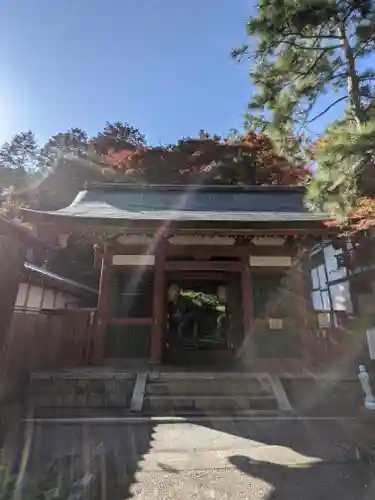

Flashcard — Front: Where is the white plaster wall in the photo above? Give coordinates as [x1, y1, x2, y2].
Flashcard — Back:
[27, 286, 43, 309]
[15, 283, 80, 311]
[42, 289, 55, 309]
[16, 283, 28, 309]
[112, 254, 155, 266]
[249, 256, 291, 267]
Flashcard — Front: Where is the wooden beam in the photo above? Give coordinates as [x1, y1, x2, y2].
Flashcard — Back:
[150, 240, 167, 364]
[164, 260, 244, 272]
[165, 244, 247, 258]
[34, 222, 336, 238]
[94, 246, 112, 360]
[167, 271, 227, 282]
[248, 245, 295, 257]
[252, 267, 291, 274]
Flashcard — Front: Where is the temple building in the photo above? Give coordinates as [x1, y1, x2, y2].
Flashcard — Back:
[23, 183, 337, 369]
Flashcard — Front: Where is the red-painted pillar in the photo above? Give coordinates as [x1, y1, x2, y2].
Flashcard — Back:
[94, 246, 112, 361]
[241, 262, 254, 359]
[150, 242, 166, 364]
[292, 249, 315, 364]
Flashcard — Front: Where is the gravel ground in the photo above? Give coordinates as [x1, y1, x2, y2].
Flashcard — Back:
[130, 465, 369, 500]
[28, 418, 373, 499]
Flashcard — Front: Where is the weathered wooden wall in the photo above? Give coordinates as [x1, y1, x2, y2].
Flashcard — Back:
[0, 235, 25, 349]
[0, 309, 95, 403]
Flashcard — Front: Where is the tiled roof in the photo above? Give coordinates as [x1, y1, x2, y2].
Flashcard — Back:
[22, 184, 327, 225]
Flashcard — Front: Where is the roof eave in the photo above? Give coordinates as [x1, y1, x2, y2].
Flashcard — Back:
[23, 262, 98, 298]
[84, 182, 307, 193]
[21, 210, 332, 234]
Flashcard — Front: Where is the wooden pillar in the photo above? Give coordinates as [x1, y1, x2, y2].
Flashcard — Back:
[150, 241, 166, 364]
[94, 246, 112, 360]
[242, 267, 253, 342]
[292, 248, 315, 363]
[240, 246, 254, 360]
[0, 236, 25, 349]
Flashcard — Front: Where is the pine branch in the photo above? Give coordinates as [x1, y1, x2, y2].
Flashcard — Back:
[281, 41, 341, 51]
[259, 40, 340, 55]
[354, 38, 375, 58]
[307, 96, 349, 123]
[281, 31, 341, 40]
[295, 49, 331, 77]
[298, 95, 320, 132]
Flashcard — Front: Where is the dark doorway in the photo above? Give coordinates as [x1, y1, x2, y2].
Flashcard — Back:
[163, 272, 243, 367]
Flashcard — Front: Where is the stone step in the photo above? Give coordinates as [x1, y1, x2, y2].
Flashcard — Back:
[27, 371, 290, 416]
[29, 375, 135, 409]
[142, 394, 279, 412]
[146, 381, 272, 396]
[146, 373, 273, 397]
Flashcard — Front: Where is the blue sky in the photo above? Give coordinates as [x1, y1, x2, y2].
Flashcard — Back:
[0, 0, 254, 146]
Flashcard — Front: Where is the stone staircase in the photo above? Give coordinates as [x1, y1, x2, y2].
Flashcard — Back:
[142, 372, 286, 415]
[28, 370, 292, 417]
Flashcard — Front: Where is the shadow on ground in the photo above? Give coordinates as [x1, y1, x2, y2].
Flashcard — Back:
[228, 454, 371, 500]
[2, 415, 373, 499]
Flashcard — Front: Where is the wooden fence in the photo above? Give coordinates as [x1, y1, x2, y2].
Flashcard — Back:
[0, 309, 96, 401]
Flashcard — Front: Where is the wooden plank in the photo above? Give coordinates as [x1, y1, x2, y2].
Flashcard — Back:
[164, 260, 243, 272]
[130, 373, 148, 412]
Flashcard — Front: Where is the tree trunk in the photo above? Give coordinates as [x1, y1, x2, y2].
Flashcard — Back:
[340, 23, 366, 125]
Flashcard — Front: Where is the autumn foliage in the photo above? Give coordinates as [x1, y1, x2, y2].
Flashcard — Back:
[101, 131, 311, 186]
[349, 197, 375, 231]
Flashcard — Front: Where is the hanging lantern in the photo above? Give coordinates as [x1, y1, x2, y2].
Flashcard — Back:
[217, 285, 227, 304]
[168, 283, 180, 302]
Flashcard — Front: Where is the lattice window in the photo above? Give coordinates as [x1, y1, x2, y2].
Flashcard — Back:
[310, 264, 333, 327]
